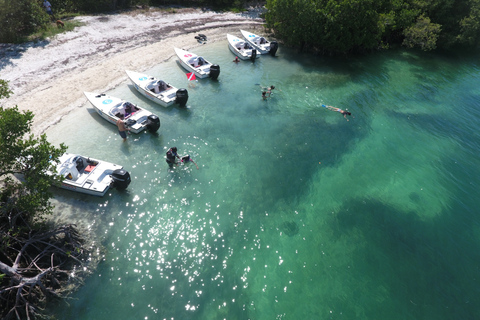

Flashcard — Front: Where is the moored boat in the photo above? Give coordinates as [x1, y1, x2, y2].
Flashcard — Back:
[125, 70, 188, 107]
[84, 92, 160, 133]
[227, 34, 258, 61]
[53, 153, 131, 196]
[174, 47, 220, 79]
[240, 30, 278, 56]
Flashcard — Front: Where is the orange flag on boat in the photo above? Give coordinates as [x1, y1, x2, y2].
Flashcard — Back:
[186, 72, 196, 81]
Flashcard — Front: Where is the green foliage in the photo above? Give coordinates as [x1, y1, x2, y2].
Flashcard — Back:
[456, 0, 480, 46]
[0, 80, 12, 100]
[0, 82, 67, 225]
[27, 19, 84, 42]
[266, 0, 480, 54]
[45, 0, 132, 13]
[403, 14, 441, 50]
[0, 0, 50, 43]
[267, 0, 384, 54]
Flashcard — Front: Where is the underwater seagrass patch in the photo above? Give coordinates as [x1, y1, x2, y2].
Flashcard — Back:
[280, 220, 299, 237]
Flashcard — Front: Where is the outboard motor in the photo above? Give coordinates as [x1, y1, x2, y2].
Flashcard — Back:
[146, 114, 160, 133]
[175, 88, 189, 106]
[111, 168, 131, 190]
[125, 118, 136, 127]
[269, 41, 279, 56]
[209, 64, 220, 80]
[250, 49, 257, 62]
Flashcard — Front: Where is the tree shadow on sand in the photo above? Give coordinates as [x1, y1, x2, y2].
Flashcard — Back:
[0, 41, 50, 70]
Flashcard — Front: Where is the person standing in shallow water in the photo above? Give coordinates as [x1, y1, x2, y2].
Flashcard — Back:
[116, 115, 129, 142]
[166, 147, 180, 168]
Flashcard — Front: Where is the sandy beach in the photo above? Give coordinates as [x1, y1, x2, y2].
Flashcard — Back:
[0, 7, 266, 135]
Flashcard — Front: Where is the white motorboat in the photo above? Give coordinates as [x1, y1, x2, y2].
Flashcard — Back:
[125, 70, 189, 107]
[84, 92, 160, 133]
[174, 47, 220, 79]
[240, 30, 278, 56]
[227, 34, 258, 61]
[53, 153, 131, 196]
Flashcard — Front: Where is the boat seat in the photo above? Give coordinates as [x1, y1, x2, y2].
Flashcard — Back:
[113, 106, 125, 117]
[75, 157, 85, 172]
[60, 164, 79, 180]
[124, 103, 134, 115]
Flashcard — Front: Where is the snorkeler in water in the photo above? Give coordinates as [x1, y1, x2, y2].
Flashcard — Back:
[181, 155, 199, 170]
[321, 104, 352, 121]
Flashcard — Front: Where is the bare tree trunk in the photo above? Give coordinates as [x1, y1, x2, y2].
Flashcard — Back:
[0, 225, 90, 320]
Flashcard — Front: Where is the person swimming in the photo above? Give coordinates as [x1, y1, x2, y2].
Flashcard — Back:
[259, 85, 275, 98]
[181, 155, 199, 170]
[266, 85, 275, 97]
[321, 104, 352, 121]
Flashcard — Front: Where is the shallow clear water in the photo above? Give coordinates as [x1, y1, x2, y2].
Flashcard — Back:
[48, 41, 480, 320]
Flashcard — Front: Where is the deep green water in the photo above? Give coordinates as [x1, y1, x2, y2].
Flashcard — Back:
[47, 41, 480, 319]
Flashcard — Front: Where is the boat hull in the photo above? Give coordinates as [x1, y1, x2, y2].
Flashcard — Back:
[227, 34, 258, 60]
[59, 180, 109, 196]
[84, 91, 158, 134]
[240, 30, 272, 54]
[125, 70, 178, 107]
[54, 153, 127, 197]
[174, 47, 212, 79]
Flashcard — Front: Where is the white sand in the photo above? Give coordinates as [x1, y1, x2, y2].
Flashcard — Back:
[0, 7, 266, 135]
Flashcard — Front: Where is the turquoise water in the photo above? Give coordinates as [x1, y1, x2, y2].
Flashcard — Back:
[48, 41, 480, 319]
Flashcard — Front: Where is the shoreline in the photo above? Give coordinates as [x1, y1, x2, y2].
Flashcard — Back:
[0, 7, 266, 136]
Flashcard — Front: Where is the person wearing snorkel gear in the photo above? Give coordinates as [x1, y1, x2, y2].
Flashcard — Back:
[181, 155, 199, 170]
[321, 104, 352, 121]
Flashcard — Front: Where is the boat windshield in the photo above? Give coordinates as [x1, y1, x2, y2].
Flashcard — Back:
[110, 103, 126, 117]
